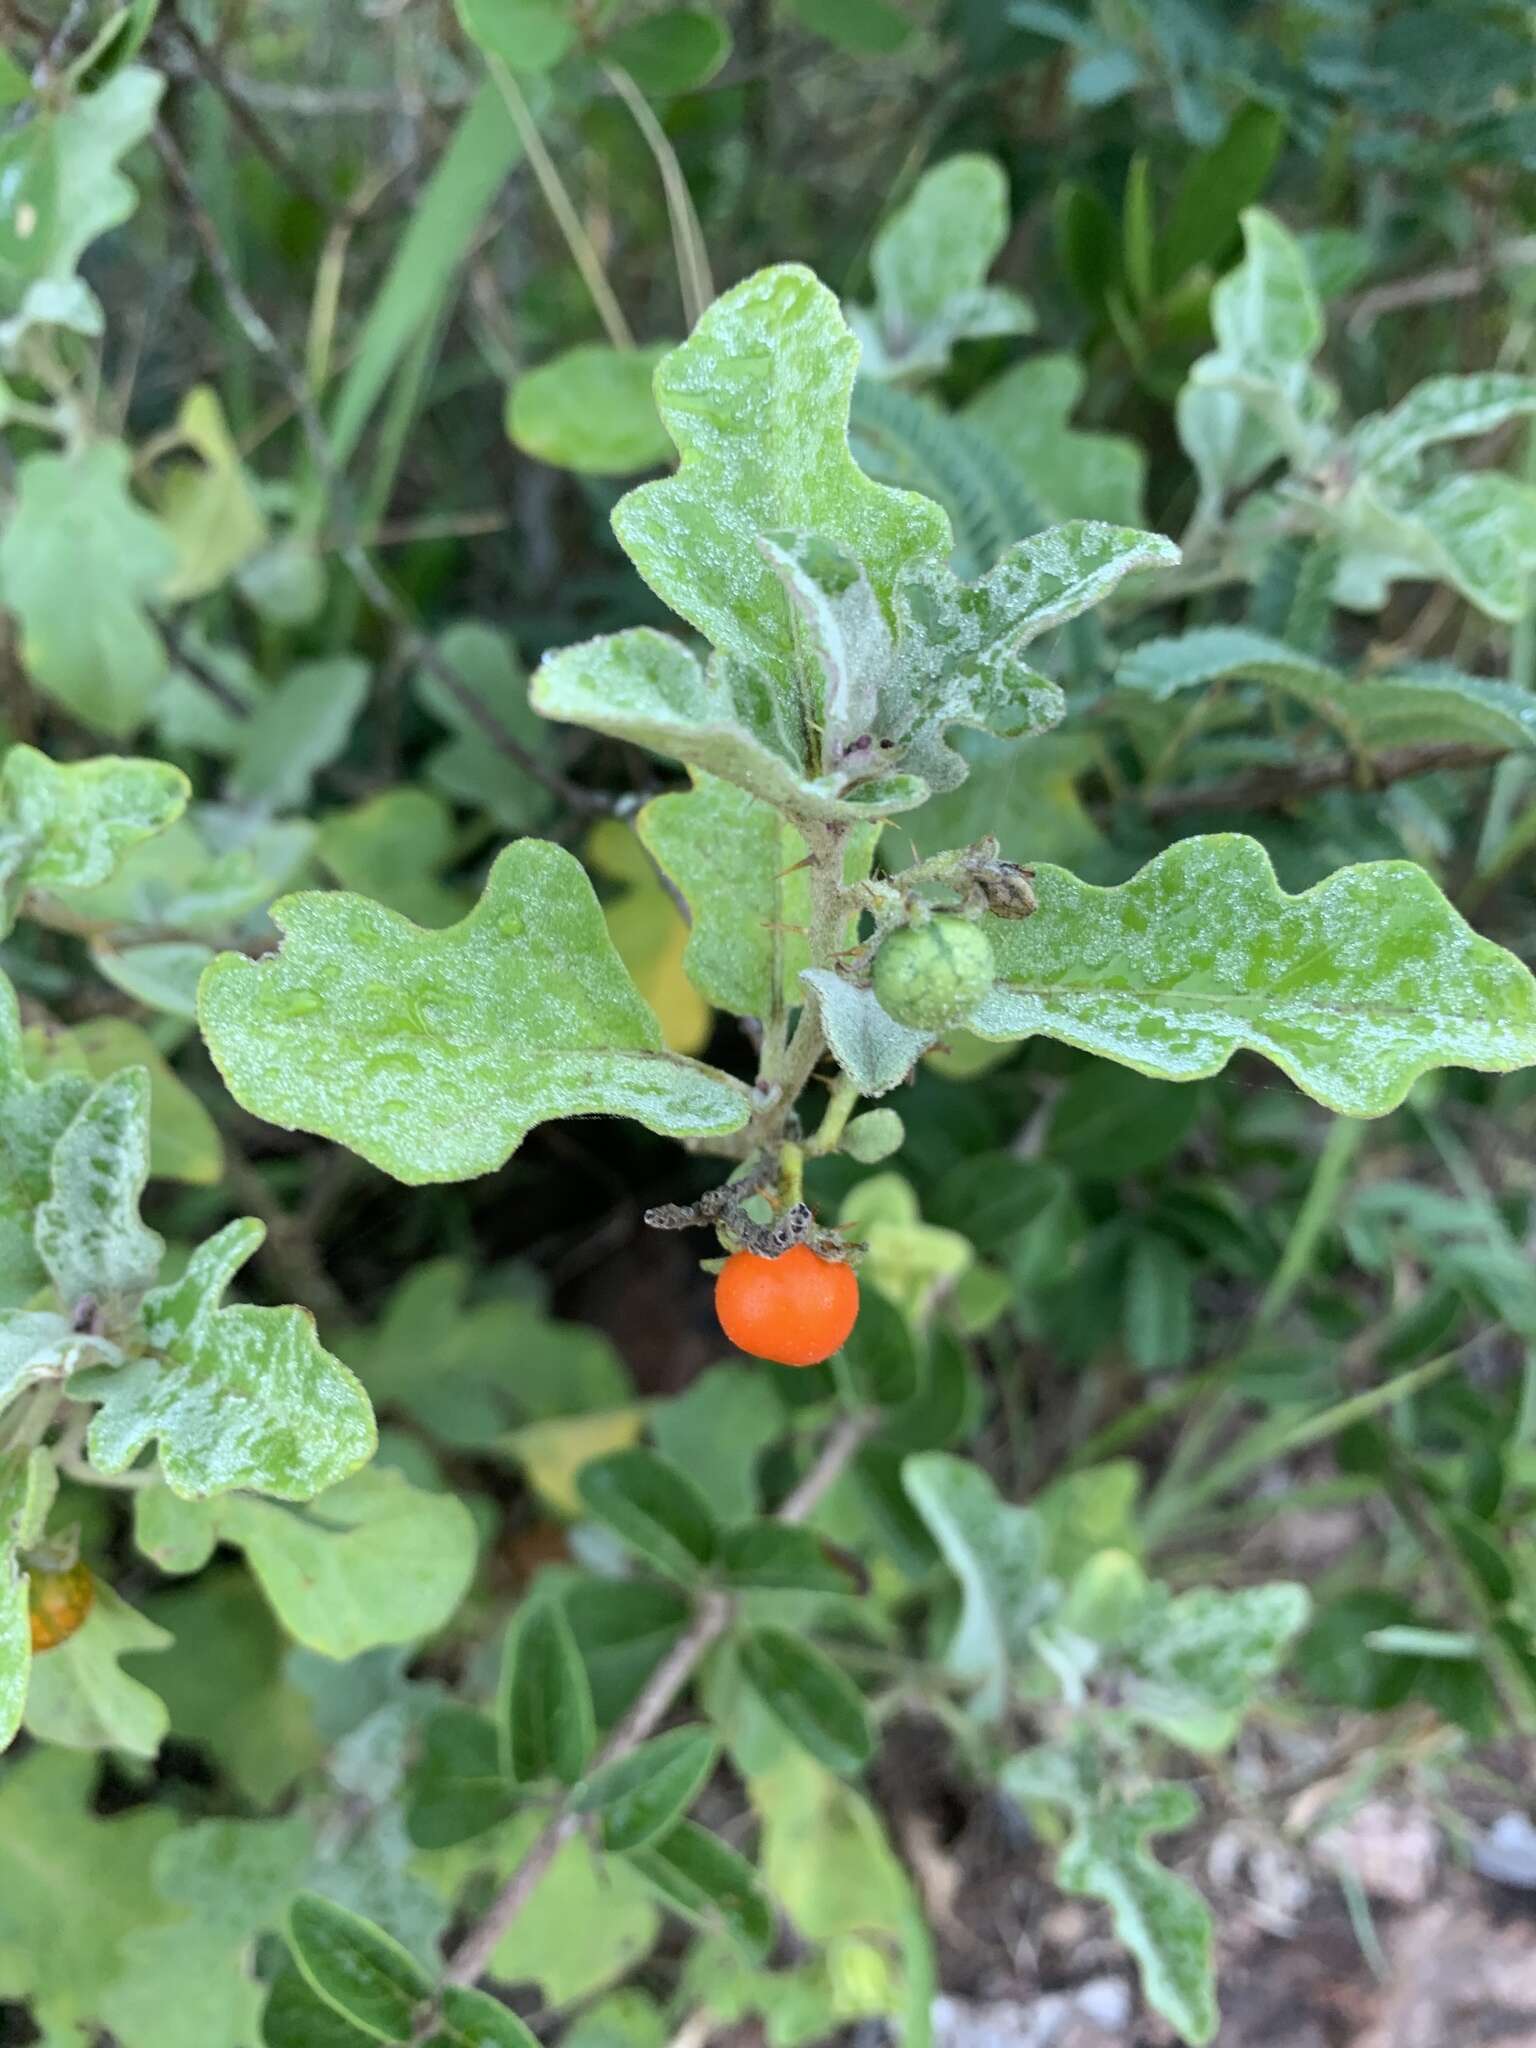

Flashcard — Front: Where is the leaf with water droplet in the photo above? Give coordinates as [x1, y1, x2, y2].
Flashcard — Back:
[198, 839, 752, 1184]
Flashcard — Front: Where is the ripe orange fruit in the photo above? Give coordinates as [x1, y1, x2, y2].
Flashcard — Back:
[27, 1560, 94, 1653]
[715, 1243, 859, 1367]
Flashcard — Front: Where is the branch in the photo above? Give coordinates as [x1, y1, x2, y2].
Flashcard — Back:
[1140, 740, 1503, 819]
[440, 1406, 878, 1992]
[1346, 235, 1536, 336]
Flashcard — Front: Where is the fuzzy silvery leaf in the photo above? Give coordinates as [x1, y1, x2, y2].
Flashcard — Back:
[801, 971, 933, 1096]
[882, 522, 1178, 791]
[1122, 1581, 1311, 1753]
[639, 774, 879, 1018]
[74, 1216, 376, 1501]
[1348, 372, 1536, 481]
[902, 1450, 1053, 1719]
[532, 628, 927, 821]
[198, 838, 753, 1184]
[34, 1066, 163, 1315]
[851, 154, 1035, 380]
[1188, 207, 1333, 467]
[970, 836, 1536, 1116]
[0, 744, 188, 933]
[611, 264, 951, 688]
[756, 530, 891, 769]
[1003, 1747, 1216, 2046]
[1334, 470, 1536, 623]
[0, 980, 88, 1310]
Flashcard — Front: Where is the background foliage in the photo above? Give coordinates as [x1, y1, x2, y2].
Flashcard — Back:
[4, 3, 1536, 2045]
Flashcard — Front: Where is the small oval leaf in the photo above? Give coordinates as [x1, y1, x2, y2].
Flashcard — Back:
[574, 1725, 719, 1851]
[736, 1625, 874, 1775]
[576, 1448, 718, 1582]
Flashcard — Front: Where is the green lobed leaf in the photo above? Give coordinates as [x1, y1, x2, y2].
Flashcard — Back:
[406, 1705, 518, 1849]
[289, 1891, 433, 2042]
[902, 1450, 1051, 1718]
[650, 1365, 785, 1523]
[76, 1215, 377, 1500]
[0, 743, 188, 934]
[576, 1447, 719, 1582]
[963, 353, 1146, 525]
[1002, 1749, 1216, 2045]
[44, 803, 314, 940]
[0, 441, 176, 737]
[0, 66, 162, 348]
[507, 343, 674, 476]
[611, 263, 951, 687]
[418, 622, 558, 835]
[883, 521, 1176, 791]
[640, 773, 879, 1017]
[624, 1819, 774, 1958]
[228, 657, 370, 813]
[24, 1014, 223, 1187]
[970, 836, 1536, 1116]
[737, 1626, 874, 1776]
[34, 1065, 163, 1314]
[0, 1747, 175, 2019]
[22, 1578, 170, 1758]
[852, 154, 1034, 379]
[319, 788, 466, 930]
[198, 838, 752, 1185]
[574, 1726, 720, 1851]
[1122, 1581, 1311, 1752]
[1338, 470, 1536, 623]
[136, 1466, 477, 1658]
[501, 1599, 595, 1786]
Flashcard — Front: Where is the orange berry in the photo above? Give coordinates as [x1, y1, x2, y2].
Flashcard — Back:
[715, 1243, 859, 1367]
[27, 1561, 94, 1653]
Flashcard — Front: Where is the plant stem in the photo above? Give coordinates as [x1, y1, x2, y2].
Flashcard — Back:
[439, 1407, 876, 1993]
[488, 59, 634, 352]
[602, 62, 714, 329]
[1254, 1114, 1365, 1329]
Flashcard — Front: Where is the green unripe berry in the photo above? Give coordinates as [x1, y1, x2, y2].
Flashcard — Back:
[843, 1108, 905, 1164]
[871, 915, 995, 1032]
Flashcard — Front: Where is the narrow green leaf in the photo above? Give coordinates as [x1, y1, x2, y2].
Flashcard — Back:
[718, 1522, 859, 1595]
[198, 839, 751, 1185]
[289, 1891, 434, 2043]
[901, 1450, 1050, 1718]
[1160, 103, 1282, 289]
[1124, 1234, 1195, 1374]
[782, 0, 912, 55]
[426, 1985, 540, 2048]
[625, 1819, 774, 1957]
[406, 1705, 518, 1849]
[575, 1726, 719, 1850]
[737, 1627, 874, 1776]
[34, 1066, 163, 1312]
[75, 1215, 377, 1500]
[972, 836, 1536, 1116]
[264, 1966, 380, 2048]
[328, 81, 526, 472]
[611, 264, 951, 689]
[576, 1447, 718, 1582]
[501, 1600, 595, 1786]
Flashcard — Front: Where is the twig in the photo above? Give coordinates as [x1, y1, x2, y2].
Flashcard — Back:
[440, 1406, 877, 1992]
[160, 7, 331, 211]
[1346, 236, 1536, 336]
[1140, 740, 1502, 818]
[487, 58, 634, 352]
[155, 610, 253, 721]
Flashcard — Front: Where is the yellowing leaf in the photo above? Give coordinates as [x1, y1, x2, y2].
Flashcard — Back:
[508, 1406, 648, 1516]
